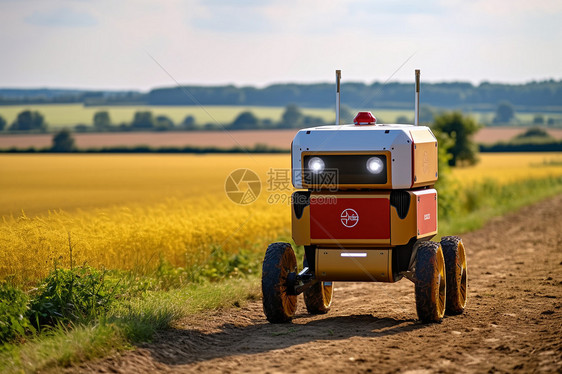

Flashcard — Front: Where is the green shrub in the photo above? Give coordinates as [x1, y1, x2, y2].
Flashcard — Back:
[28, 266, 121, 328]
[188, 246, 261, 283]
[514, 127, 552, 140]
[0, 283, 34, 343]
[434, 130, 461, 220]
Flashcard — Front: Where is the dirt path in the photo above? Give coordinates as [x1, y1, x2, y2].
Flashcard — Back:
[75, 195, 562, 373]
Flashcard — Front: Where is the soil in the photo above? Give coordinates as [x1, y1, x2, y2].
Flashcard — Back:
[71, 195, 562, 373]
[0, 130, 299, 149]
[472, 127, 562, 144]
[2, 127, 562, 149]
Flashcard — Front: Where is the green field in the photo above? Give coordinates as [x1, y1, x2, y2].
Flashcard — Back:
[1, 104, 561, 129]
[0, 104, 417, 128]
[0, 104, 291, 127]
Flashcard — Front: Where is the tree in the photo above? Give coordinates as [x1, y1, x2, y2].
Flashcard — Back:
[493, 101, 515, 124]
[51, 129, 76, 152]
[181, 115, 196, 130]
[420, 105, 436, 124]
[514, 127, 552, 140]
[339, 105, 354, 124]
[74, 124, 89, 132]
[204, 123, 219, 131]
[131, 111, 154, 129]
[262, 118, 274, 128]
[9, 110, 47, 131]
[533, 114, 544, 125]
[433, 130, 460, 220]
[231, 111, 260, 130]
[396, 115, 410, 124]
[302, 115, 324, 126]
[155, 115, 174, 131]
[0, 115, 6, 131]
[432, 111, 480, 166]
[93, 111, 111, 131]
[278, 104, 303, 128]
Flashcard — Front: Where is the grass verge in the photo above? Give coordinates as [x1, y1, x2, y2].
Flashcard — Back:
[438, 175, 562, 236]
[0, 277, 260, 373]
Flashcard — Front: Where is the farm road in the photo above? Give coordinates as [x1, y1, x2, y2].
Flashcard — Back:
[72, 195, 562, 373]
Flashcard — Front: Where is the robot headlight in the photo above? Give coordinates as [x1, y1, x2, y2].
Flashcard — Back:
[366, 157, 384, 174]
[308, 157, 325, 174]
[301, 154, 388, 187]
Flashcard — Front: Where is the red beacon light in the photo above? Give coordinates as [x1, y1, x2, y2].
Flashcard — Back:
[353, 111, 377, 126]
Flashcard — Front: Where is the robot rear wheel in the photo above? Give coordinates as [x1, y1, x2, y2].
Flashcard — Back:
[441, 236, 468, 315]
[303, 281, 333, 314]
[415, 241, 446, 323]
[302, 256, 333, 314]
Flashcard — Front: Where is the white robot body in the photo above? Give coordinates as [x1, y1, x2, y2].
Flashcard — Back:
[291, 123, 438, 190]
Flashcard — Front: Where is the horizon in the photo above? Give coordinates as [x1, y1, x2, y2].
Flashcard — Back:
[1, 0, 561, 91]
[2, 76, 561, 93]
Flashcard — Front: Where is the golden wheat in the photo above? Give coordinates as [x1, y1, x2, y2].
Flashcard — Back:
[0, 154, 292, 283]
[450, 152, 562, 184]
[1, 153, 562, 284]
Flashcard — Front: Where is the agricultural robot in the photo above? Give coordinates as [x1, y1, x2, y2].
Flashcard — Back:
[261, 70, 468, 323]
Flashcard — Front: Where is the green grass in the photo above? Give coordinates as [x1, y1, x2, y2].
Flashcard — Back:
[438, 175, 562, 237]
[0, 323, 126, 373]
[0, 277, 260, 373]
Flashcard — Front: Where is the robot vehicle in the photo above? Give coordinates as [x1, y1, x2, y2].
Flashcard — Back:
[261, 70, 468, 323]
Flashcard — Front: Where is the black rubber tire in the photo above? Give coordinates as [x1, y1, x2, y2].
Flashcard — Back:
[441, 236, 468, 315]
[302, 256, 333, 314]
[415, 241, 446, 323]
[261, 242, 298, 323]
[304, 281, 333, 314]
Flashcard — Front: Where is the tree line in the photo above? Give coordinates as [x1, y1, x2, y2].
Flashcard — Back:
[6, 107, 557, 157]
[1, 80, 562, 110]
[2, 101, 561, 134]
[0, 104, 328, 133]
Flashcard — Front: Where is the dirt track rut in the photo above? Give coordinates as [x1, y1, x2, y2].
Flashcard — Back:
[74, 195, 562, 373]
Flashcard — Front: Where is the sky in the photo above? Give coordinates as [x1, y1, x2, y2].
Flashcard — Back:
[0, 0, 561, 91]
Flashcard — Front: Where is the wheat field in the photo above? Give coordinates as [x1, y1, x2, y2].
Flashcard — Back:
[451, 152, 562, 184]
[0, 154, 292, 284]
[2, 152, 562, 284]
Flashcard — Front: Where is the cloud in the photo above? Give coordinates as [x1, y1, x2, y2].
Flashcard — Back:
[191, 7, 275, 34]
[25, 7, 98, 27]
[347, 0, 446, 15]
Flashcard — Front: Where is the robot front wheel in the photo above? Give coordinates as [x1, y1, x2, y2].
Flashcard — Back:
[261, 242, 298, 323]
[261, 243, 334, 323]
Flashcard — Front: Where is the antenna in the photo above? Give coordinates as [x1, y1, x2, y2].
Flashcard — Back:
[335, 70, 341, 125]
[415, 69, 420, 126]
